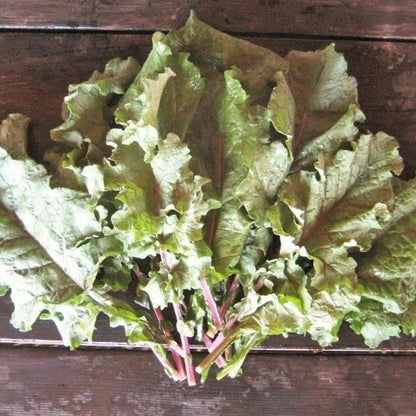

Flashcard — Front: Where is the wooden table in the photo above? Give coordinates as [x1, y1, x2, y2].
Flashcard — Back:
[0, 1, 415, 414]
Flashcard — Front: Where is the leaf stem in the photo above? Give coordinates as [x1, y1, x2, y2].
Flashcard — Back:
[200, 277, 222, 330]
[202, 334, 226, 367]
[135, 267, 187, 361]
[219, 274, 240, 319]
[173, 303, 196, 386]
[216, 333, 260, 380]
[149, 345, 182, 382]
[196, 323, 243, 375]
[154, 307, 187, 380]
[208, 314, 239, 352]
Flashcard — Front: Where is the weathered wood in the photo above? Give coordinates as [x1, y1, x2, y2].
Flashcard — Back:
[0, 346, 415, 415]
[0, 0, 416, 40]
[0, 33, 415, 172]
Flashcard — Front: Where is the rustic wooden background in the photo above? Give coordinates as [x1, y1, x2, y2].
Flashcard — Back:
[0, 1, 415, 414]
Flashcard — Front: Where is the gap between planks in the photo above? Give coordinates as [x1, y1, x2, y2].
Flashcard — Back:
[0, 26, 415, 44]
[1, 338, 415, 355]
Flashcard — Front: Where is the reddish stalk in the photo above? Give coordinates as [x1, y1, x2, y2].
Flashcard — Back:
[205, 210, 219, 250]
[200, 276, 223, 330]
[154, 307, 187, 380]
[173, 303, 196, 386]
[135, 268, 186, 378]
[207, 314, 239, 352]
[150, 345, 182, 382]
[196, 323, 244, 375]
[159, 252, 197, 384]
[202, 334, 227, 367]
[219, 275, 240, 319]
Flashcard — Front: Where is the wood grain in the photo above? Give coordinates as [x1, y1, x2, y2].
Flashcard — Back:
[0, 346, 415, 415]
[0, 0, 416, 40]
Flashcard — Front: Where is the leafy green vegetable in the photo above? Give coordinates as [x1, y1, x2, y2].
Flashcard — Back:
[0, 114, 101, 343]
[0, 12, 414, 384]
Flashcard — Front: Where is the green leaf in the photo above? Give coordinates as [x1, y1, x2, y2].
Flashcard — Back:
[293, 104, 365, 170]
[154, 53, 206, 140]
[51, 56, 140, 150]
[0, 115, 110, 346]
[46, 57, 141, 189]
[348, 178, 416, 347]
[0, 117, 104, 289]
[308, 285, 360, 346]
[40, 295, 99, 349]
[168, 10, 288, 101]
[104, 122, 214, 261]
[0, 209, 81, 332]
[277, 44, 360, 159]
[358, 277, 416, 315]
[347, 299, 401, 348]
[358, 177, 416, 280]
[267, 71, 295, 156]
[188, 290, 208, 341]
[402, 301, 416, 336]
[97, 257, 132, 292]
[116, 13, 289, 281]
[274, 132, 402, 289]
[115, 33, 205, 135]
[186, 70, 289, 276]
[115, 33, 175, 125]
[238, 227, 273, 285]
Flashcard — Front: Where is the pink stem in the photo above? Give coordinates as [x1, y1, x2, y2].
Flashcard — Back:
[166, 340, 187, 360]
[196, 323, 243, 375]
[203, 334, 226, 367]
[158, 253, 196, 384]
[219, 275, 240, 319]
[149, 346, 182, 381]
[154, 307, 187, 381]
[171, 350, 187, 380]
[138, 258, 186, 375]
[200, 277, 222, 330]
[173, 304, 196, 386]
[209, 314, 239, 352]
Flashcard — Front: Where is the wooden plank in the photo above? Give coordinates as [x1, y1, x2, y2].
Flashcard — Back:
[0, 346, 415, 415]
[0, 0, 416, 40]
[0, 32, 415, 350]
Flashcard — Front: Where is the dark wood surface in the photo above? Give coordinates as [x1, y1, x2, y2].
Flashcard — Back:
[0, 0, 415, 39]
[1, 346, 415, 415]
[0, 1, 415, 413]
